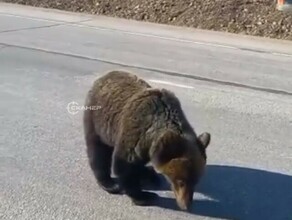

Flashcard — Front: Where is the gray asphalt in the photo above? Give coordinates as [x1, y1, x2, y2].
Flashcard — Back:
[0, 3, 292, 220]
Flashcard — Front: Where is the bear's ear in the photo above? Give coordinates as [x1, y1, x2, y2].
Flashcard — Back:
[197, 132, 211, 149]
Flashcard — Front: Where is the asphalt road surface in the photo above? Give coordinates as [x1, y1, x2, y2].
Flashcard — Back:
[0, 3, 292, 220]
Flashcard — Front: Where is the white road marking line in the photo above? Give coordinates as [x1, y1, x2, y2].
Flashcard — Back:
[148, 79, 195, 89]
[271, 52, 292, 57]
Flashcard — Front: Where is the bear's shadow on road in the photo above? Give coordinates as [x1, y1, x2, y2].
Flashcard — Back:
[144, 165, 292, 220]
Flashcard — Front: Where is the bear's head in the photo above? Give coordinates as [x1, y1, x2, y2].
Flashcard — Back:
[151, 130, 211, 211]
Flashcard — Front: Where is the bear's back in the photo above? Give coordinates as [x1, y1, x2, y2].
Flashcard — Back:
[87, 71, 151, 145]
[119, 87, 197, 150]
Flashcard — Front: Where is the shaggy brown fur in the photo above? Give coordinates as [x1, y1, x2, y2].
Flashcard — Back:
[83, 70, 211, 210]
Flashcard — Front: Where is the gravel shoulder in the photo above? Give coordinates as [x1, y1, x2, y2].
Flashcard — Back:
[1, 0, 292, 40]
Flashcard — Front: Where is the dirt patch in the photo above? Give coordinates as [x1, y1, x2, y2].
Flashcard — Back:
[2, 0, 292, 40]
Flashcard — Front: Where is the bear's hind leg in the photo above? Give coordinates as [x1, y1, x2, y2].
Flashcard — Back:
[86, 135, 122, 194]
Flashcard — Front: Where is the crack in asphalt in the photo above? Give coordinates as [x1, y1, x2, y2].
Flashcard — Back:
[0, 18, 93, 34]
[0, 42, 291, 97]
[0, 45, 8, 52]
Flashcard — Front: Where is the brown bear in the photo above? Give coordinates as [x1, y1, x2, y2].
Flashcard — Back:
[83, 70, 211, 211]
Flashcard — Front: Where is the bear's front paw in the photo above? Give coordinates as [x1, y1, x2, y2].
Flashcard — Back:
[131, 191, 159, 206]
[98, 178, 123, 194]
